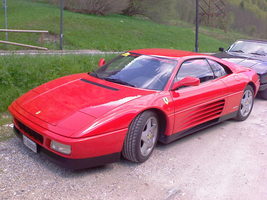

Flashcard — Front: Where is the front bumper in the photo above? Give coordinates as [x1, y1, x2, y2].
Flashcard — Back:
[14, 126, 120, 169]
[9, 103, 127, 169]
[13, 124, 122, 170]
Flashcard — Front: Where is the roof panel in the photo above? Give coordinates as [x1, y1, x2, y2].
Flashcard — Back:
[129, 48, 203, 58]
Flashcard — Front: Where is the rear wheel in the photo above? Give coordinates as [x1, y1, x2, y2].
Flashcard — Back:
[234, 85, 254, 121]
[122, 111, 159, 163]
[259, 89, 267, 100]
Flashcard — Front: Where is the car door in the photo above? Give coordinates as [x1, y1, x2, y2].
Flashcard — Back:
[171, 58, 228, 134]
[207, 59, 246, 115]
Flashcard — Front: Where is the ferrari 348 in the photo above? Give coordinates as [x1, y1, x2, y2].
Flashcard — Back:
[9, 49, 260, 169]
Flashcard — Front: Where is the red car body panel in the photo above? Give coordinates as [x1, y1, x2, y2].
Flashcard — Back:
[8, 48, 260, 169]
[11, 106, 126, 159]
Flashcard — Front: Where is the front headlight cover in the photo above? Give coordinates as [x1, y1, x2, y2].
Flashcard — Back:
[50, 140, 71, 155]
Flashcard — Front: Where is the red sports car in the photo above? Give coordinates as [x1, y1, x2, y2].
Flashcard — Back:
[9, 49, 260, 169]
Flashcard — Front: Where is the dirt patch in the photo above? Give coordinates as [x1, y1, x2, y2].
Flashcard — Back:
[0, 112, 12, 126]
[38, 33, 59, 44]
[0, 125, 14, 142]
[0, 112, 13, 142]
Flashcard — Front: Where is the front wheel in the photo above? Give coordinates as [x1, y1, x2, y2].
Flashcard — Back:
[122, 111, 159, 163]
[234, 85, 254, 121]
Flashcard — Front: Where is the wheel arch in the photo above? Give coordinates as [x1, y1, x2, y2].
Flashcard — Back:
[141, 108, 168, 138]
[248, 81, 256, 95]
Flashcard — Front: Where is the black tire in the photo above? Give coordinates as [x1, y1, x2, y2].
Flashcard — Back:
[234, 85, 254, 121]
[122, 111, 159, 163]
[259, 89, 267, 100]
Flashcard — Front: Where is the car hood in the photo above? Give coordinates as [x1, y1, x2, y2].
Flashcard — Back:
[16, 74, 154, 126]
[214, 52, 267, 74]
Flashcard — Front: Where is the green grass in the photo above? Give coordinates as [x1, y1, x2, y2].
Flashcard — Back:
[0, 0, 237, 52]
[0, 54, 114, 112]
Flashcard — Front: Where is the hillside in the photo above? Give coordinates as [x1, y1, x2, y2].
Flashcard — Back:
[129, 0, 267, 40]
[0, 0, 247, 52]
[230, 0, 267, 19]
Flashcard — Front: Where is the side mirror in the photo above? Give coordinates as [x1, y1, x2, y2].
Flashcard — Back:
[171, 76, 200, 91]
[219, 47, 224, 52]
[98, 58, 106, 67]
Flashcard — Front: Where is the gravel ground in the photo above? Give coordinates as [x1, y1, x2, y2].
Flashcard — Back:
[1, 99, 267, 200]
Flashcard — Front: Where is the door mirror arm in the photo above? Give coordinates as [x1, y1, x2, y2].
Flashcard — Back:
[219, 47, 225, 52]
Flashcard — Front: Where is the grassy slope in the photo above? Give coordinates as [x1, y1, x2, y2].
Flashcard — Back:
[0, 0, 234, 52]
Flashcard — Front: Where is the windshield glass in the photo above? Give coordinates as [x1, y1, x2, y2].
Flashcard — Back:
[228, 41, 267, 56]
[90, 53, 178, 91]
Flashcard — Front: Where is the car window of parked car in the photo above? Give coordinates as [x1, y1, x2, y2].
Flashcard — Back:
[228, 40, 267, 55]
[175, 59, 214, 83]
[207, 59, 228, 78]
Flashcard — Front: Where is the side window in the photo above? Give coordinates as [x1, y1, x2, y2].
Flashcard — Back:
[207, 59, 228, 78]
[175, 59, 214, 83]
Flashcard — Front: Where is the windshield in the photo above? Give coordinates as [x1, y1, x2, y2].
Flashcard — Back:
[228, 41, 267, 56]
[90, 53, 178, 91]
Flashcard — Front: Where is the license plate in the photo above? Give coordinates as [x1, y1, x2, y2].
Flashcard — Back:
[23, 135, 37, 153]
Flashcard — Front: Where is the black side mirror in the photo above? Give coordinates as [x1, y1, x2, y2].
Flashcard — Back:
[219, 47, 224, 52]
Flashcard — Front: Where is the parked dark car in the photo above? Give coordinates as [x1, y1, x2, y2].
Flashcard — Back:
[214, 39, 267, 99]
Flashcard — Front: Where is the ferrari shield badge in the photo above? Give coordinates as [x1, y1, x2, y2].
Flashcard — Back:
[163, 97, 169, 105]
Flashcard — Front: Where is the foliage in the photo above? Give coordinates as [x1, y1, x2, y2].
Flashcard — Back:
[229, 1, 267, 39]
[122, 0, 143, 16]
[39, 0, 130, 15]
[123, 0, 267, 39]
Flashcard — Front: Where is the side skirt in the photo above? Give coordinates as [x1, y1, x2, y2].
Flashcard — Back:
[159, 111, 238, 144]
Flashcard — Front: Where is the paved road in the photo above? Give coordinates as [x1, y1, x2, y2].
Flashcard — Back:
[1, 99, 267, 200]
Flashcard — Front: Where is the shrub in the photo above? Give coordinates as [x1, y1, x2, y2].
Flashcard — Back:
[122, 0, 143, 16]
[45, 0, 130, 15]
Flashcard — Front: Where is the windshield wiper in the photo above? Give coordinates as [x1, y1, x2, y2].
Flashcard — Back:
[230, 50, 244, 53]
[104, 78, 135, 87]
[89, 70, 101, 78]
[250, 52, 266, 56]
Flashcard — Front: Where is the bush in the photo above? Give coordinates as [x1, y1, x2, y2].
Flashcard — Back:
[46, 0, 130, 15]
[122, 0, 143, 16]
